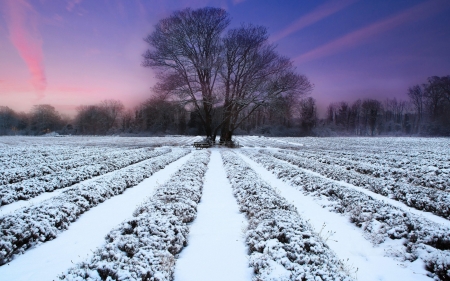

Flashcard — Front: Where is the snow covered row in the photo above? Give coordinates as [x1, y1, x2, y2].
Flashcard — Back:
[243, 149, 450, 280]
[0, 149, 190, 266]
[60, 150, 210, 281]
[0, 148, 171, 206]
[293, 149, 450, 192]
[264, 149, 450, 219]
[221, 150, 352, 281]
[0, 145, 113, 170]
[0, 147, 139, 185]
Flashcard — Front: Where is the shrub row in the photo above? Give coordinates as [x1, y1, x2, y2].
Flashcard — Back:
[243, 149, 450, 280]
[289, 149, 450, 192]
[266, 149, 450, 219]
[0, 145, 111, 170]
[221, 150, 352, 281]
[0, 149, 190, 266]
[60, 150, 210, 281]
[0, 147, 143, 185]
[0, 148, 171, 206]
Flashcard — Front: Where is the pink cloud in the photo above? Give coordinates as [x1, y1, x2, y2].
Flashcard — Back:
[295, 0, 450, 64]
[271, 0, 358, 42]
[51, 85, 108, 94]
[3, 0, 46, 99]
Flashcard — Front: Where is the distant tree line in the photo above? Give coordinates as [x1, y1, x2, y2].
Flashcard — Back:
[318, 75, 450, 136]
[0, 75, 448, 137]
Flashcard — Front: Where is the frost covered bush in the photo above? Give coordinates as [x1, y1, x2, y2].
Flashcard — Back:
[292, 149, 450, 192]
[0, 146, 129, 184]
[221, 150, 352, 281]
[243, 149, 450, 280]
[266, 149, 450, 219]
[0, 148, 172, 206]
[59, 150, 210, 281]
[0, 149, 190, 265]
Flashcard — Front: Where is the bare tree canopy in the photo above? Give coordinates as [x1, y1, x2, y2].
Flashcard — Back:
[142, 7, 312, 141]
[143, 7, 230, 139]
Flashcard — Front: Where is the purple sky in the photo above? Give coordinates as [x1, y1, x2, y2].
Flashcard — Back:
[1, 0, 449, 117]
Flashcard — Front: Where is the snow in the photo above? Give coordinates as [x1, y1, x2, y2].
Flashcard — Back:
[238, 152, 431, 281]
[0, 136, 449, 280]
[0, 149, 169, 215]
[174, 150, 253, 281]
[0, 151, 193, 281]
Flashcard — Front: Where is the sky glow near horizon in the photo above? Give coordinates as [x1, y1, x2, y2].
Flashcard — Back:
[1, 0, 449, 117]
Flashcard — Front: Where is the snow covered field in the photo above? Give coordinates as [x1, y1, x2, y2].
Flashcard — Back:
[0, 136, 449, 281]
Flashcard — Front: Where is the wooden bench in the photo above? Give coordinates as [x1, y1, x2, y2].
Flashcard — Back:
[193, 142, 211, 149]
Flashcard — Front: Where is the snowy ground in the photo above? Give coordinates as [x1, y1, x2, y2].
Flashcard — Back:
[0, 136, 449, 281]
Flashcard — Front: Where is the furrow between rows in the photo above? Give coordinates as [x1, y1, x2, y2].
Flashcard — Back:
[242, 149, 450, 280]
[221, 150, 352, 281]
[0, 149, 191, 265]
[60, 150, 210, 281]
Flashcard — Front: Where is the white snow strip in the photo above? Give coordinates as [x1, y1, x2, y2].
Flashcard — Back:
[174, 149, 253, 281]
[0, 152, 193, 281]
[238, 152, 432, 281]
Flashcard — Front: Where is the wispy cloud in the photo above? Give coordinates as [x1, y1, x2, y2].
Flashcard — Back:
[3, 0, 46, 99]
[66, 0, 83, 12]
[271, 0, 357, 42]
[295, 0, 450, 64]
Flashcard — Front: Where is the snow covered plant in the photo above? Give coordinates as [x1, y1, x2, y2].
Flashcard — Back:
[0, 148, 172, 206]
[266, 149, 450, 219]
[0, 146, 131, 184]
[243, 149, 450, 280]
[221, 151, 353, 281]
[59, 150, 210, 281]
[291, 149, 450, 192]
[0, 149, 190, 266]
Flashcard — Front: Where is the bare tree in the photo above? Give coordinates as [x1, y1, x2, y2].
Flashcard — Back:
[299, 97, 317, 134]
[143, 7, 230, 139]
[361, 99, 382, 136]
[407, 85, 424, 133]
[136, 95, 187, 134]
[218, 25, 312, 141]
[0, 106, 18, 135]
[30, 104, 63, 134]
[100, 99, 125, 132]
[143, 8, 312, 141]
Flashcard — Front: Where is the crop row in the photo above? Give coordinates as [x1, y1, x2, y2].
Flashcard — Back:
[0, 146, 117, 170]
[277, 137, 450, 159]
[0, 148, 172, 206]
[242, 149, 450, 280]
[0, 149, 190, 266]
[60, 150, 210, 281]
[0, 147, 157, 185]
[301, 147, 449, 169]
[221, 150, 352, 281]
[263, 149, 450, 219]
[285, 149, 450, 192]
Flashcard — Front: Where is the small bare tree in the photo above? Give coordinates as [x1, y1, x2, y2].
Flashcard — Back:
[407, 85, 424, 133]
[299, 97, 317, 134]
[30, 104, 63, 134]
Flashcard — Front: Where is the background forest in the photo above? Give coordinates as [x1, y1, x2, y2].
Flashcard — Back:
[1, 74, 449, 137]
